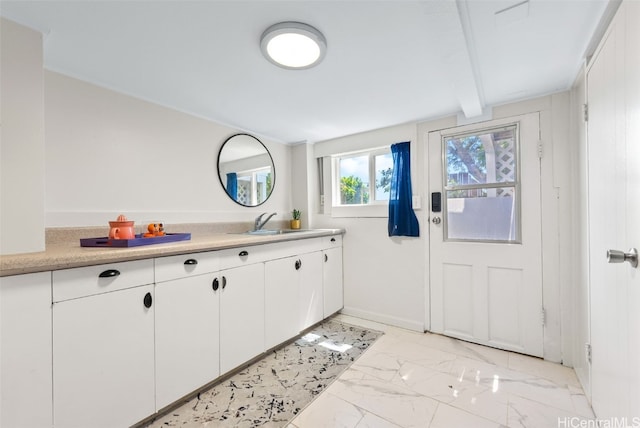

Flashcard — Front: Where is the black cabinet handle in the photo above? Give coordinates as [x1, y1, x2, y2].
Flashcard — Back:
[295, 260, 302, 270]
[325, 254, 328, 262]
[222, 276, 227, 289]
[184, 259, 198, 265]
[331, 237, 336, 242]
[143, 292, 153, 308]
[99, 269, 120, 278]
[212, 278, 219, 291]
[239, 250, 249, 257]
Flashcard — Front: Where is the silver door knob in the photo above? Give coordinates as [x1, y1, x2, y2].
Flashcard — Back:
[432, 216, 441, 225]
[607, 248, 638, 268]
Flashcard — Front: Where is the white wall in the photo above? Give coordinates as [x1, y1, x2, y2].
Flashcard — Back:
[312, 122, 427, 332]
[44, 71, 292, 227]
[310, 96, 575, 363]
[0, 18, 46, 255]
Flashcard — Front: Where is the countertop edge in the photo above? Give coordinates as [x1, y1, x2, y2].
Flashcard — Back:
[0, 229, 345, 277]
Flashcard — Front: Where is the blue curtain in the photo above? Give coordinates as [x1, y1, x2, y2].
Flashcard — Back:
[388, 141, 420, 237]
[226, 172, 238, 200]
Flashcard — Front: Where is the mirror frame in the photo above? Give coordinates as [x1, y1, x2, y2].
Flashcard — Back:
[217, 133, 276, 207]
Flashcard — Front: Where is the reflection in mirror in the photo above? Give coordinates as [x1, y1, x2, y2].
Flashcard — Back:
[217, 133, 275, 206]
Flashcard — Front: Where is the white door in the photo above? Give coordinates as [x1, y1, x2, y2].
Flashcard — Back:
[299, 252, 324, 330]
[587, 0, 640, 419]
[155, 273, 220, 410]
[429, 113, 544, 357]
[323, 247, 344, 317]
[265, 256, 300, 349]
[219, 263, 265, 374]
[53, 285, 155, 428]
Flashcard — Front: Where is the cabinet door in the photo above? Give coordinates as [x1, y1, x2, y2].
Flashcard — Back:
[155, 273, 220, 410]
[265, 256, 299, 349]
[0, 272, 52, 428]
[299, 252, 324, 330]
[219, 263, 265, 374]
[53, 284, 155, 428]
[323, 247, 344, 317]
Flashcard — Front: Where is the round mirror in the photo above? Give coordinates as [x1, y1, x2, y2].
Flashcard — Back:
[217, 133, 275, 206]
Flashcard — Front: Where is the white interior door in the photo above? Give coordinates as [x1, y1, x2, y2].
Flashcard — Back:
[429, 113, 543, 357]
[587, 0, 640, 419]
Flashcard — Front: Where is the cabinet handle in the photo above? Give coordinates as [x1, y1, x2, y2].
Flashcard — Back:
[295, 260, 302, 270]
[184, 259, 198, 265]
[239, 250, 249, 257]
[325, 254, 328, 263]
[222, 276, 227, 289]
[331, 237, 336, 242]
[212, 278, 219, 291]
[143, 292, 153, 308]
[99, 269, 120, 278]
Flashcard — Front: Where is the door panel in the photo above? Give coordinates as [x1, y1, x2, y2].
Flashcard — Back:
[442, 263, 473, 338]
[429, 113, 543, 357]
[587, 1, 640, 419]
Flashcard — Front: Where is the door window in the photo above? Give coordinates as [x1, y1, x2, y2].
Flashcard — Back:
[443, 124, 520, 243]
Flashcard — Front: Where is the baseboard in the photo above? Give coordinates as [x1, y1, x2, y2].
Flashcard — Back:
[341, 306, 424, 332]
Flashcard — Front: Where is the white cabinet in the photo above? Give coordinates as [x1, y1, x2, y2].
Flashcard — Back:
[155, 264, 220, 410]
[0, 232, 343, 426]
[322, 247, 344, 318]
[0, 272, 52, 428]
[52, 261, 155, 428]
[323, 246, 344, 317]
[321, 235, 344, 318]
[264, 256, 300, 349]
[219, 263, 265, 374]
[299, 252, 324, 331]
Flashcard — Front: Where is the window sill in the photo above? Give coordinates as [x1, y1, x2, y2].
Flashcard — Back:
[330, 204, 388, 218]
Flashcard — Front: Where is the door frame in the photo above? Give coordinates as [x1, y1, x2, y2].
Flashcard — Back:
[421, 105, 566, 363]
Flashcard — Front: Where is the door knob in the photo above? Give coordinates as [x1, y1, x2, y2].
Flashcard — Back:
[607, 248, 638, 268]
[432, 216, 441, 225]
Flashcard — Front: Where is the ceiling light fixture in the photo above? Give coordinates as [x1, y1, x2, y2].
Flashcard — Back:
[260, 22, 327, 69]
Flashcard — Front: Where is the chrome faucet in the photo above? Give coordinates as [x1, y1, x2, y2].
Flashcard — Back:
[254, 212, 277, 231]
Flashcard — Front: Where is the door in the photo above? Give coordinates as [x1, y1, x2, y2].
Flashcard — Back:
[219, 263, 265, 374]
[155, 273, 220, 410]
[323, 247, 344, 317]
[429, 113, 544, 357]
[299, 252, 324, 330]
[587, 0, 640, 419]
[53, 285, 155, 428]
[265, 256, 300, 349]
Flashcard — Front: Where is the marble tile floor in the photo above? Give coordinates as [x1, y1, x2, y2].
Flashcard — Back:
[145, 318, 383, 428]
[288, 314, 595, 428]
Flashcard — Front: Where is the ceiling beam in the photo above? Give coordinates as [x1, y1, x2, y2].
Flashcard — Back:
[423, 1, 484, 118]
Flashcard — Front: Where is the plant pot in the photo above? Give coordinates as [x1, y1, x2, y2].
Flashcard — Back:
[290, 219, 301, 229]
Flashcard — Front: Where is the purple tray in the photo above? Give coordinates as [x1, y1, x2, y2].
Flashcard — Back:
[80, 233, 191, 248]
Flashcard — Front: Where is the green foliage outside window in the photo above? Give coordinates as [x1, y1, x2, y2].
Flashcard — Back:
[340, 176, 370, 204]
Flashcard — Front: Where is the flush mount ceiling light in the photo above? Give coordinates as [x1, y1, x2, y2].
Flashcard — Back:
[260, 22, 327, 70]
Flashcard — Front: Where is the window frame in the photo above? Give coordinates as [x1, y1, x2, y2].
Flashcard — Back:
[235, 166, 272, 206]
[442, 123, 522, 244]
[330, 147, 392, 217]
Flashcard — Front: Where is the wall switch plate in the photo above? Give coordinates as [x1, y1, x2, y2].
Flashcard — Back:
[412, 195, 421, 210]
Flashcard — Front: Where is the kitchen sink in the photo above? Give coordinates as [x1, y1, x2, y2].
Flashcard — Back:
[240, 229, 307, 235]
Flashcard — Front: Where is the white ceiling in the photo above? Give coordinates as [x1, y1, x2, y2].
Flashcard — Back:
[1, 0, 609, 144]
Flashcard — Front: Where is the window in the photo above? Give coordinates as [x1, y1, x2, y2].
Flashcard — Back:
[443, 124, 520, 242]
[236, 167, 272, 206]
[333, 148, 392, 206]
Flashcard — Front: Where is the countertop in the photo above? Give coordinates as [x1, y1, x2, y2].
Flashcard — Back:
[0, 228, 344, 277]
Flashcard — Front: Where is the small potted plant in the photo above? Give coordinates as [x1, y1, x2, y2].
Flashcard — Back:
[290, 209, 301, 229]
